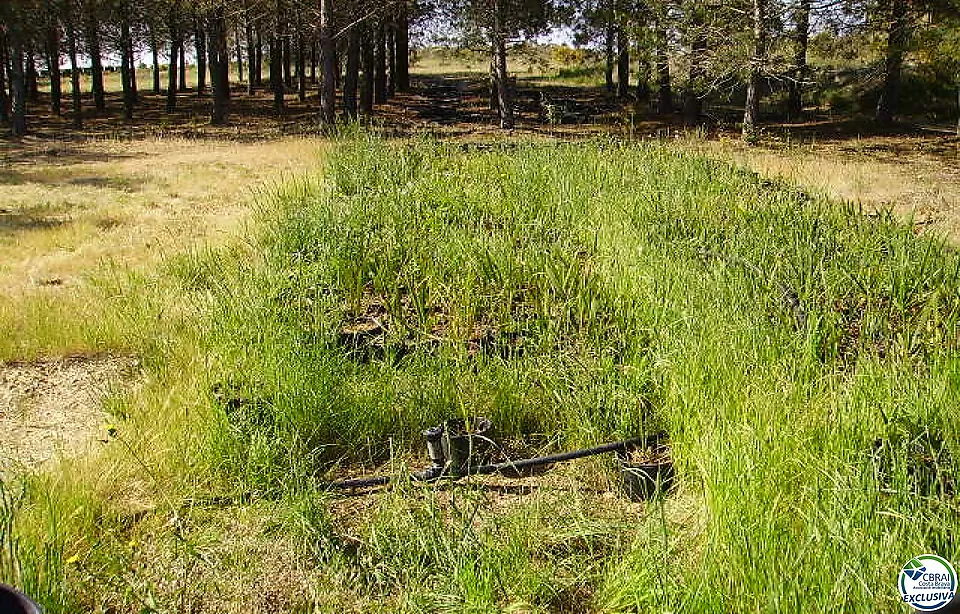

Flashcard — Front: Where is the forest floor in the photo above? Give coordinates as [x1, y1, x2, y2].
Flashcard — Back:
[1, 69, 959, 612]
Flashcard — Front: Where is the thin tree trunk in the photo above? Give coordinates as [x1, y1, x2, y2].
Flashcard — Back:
[167, 11, 180, 112]
[787, 0, 810, 120]
[151, 30, 162, 95]
[26, 47, 39, 102]
[209, 6, 230, 125]
[196, 19, 207, 94]
[179, 41, 187, 91]
[120, 16, 134, 120]
[604, 0, 614, 93]
[655, 22, 672, 114]
[875, 0, 907, 125]
[492, 0, 513, 129]
[374, 21, 387, 104]
[360, 24, 374, 115]
[283, 36, 292, 89]
[489, 59, 498, 110]
[128, 41, 138, 103]
[0, 31, 9, 124]
[310, 41, 317, 84]
[319, 0, 336, 123]
[344, 24, 360, 119]
[255, 26, 263, 87]
[616, 27, 629, 99]
[334, 47, 342, 89]
[684, 9, 706, 125]
[387, 19, 396, 98]
[10, 33, 27, 136]
[47, 25, 63, 115]
[272, 3, 285, 115]
[297, 32, 306, 102]
[66, 22, 82, 127]
[86, 20, 106, 111]
[253, 25, 263, 88]
[395, 0, 409, 92]
[246, 12, 256, 93]
[236, 24, 244, 83]
[743, 0, 767, 141]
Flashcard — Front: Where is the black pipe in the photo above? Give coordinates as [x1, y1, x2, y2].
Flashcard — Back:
[326, 435, 657, 491]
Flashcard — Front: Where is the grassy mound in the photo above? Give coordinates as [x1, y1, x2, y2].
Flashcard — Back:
[5, 136, 959, 612]
[184, 136, 958, 610]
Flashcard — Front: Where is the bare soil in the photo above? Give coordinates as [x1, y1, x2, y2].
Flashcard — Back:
[0, 354, 137, 474]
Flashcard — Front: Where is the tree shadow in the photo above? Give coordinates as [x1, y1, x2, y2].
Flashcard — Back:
[0, 210, 67, 234]
[0, 167, 136, 191]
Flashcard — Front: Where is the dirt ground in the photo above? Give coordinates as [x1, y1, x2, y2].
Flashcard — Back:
[0, 355, 136, 475]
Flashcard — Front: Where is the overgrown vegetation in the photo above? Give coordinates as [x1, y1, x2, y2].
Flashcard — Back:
[3, 136, 957, 612]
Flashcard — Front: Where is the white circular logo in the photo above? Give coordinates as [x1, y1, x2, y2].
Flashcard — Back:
[899, 554, 957, 611]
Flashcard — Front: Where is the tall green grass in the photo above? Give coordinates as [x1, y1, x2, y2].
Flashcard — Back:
[5, 135, 958, 612]
[167, 136, 958, 611]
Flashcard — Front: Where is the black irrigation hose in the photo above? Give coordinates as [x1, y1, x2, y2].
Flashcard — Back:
[326, 435, 655, 491]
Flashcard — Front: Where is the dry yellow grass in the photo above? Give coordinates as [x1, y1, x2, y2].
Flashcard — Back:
[685, 133, 960, 243]
[1, 137, 326, 292]
[0, 137, 328, 361]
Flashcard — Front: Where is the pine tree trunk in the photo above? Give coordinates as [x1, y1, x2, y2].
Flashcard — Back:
[236, 25, 244, 83]
[360, 24, 374, 115]
[272, 3, 284, 115]
[875, 0, 907, 125]
[128, 42, 138, 103]
[120, 16, 134, 120]
[743, 0, 767, 141]
[604, 0, 614, 93]
[47, 25, 62, 115]
[655, 22, 671, 114]
[0, 31, 9, 125]
[167, 12, 180, 112]
[297, 32, 306, 102]
[683, 10, 706, 125]
[255, 26, 263, 87]
[246, 13, 256, 93]
[374, 21, 387, 104]
[492, 0, 513, 129]
[344, 24, 360, 119]
[209, 7, 230, 125]
[179, 41, 187, 91]
[151, 31, 161, 95]
[66, 22, 82, 127]
[283, 37, 292, 89]
[86, 20, 106, 111]
[196, 20, 207, 94]
[10, 33, 27, 136]
[26, 47, 39, 102]
[489, 59, 498, 111]
[319, 0, 336, 124]
[787, 0, 810, 120]
[395, 0, 410, 92]
[616, 27, 629, 99]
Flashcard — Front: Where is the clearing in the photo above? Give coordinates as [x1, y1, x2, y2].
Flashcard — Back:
[0, 72, 958, 614]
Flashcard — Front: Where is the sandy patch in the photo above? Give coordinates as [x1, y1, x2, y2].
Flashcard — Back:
[0, 355, 137, 475]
